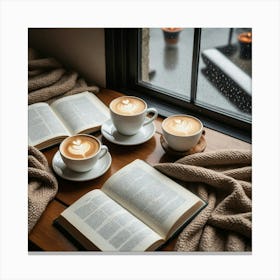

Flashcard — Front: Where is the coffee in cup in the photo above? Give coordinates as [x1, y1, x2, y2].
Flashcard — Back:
[109, 96, 158, 135]
[110, 96, 146, 115]
[59, 134, 108, 172]
[162, 115, 203, 151]
[62, 135, 99, 159]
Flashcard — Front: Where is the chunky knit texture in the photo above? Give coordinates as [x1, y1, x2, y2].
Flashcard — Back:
[28, 48, 99, 105]
[154, 149, 252, 251]
[28, 146, 58, 233]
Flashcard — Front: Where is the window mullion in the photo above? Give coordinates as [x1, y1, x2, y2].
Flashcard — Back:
[190, 28, 201, 103]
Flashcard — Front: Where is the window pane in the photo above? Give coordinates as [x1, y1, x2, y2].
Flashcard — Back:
[140, 28, 194, 99]
[196, 28, 252, 122]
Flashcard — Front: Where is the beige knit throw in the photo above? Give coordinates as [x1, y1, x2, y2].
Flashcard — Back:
[28, 146, 58, 233]
[28, 48, 99, 105]
[154, 149, 252, 252]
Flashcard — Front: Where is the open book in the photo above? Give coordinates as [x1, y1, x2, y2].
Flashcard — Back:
[28, 91, 110, 150]
[54, 159, 206, 251]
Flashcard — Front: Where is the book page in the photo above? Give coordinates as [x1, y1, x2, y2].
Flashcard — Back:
[28, 103, 70, 147]
[50, 92, 110, 135]
[102, 160, 203, 239]
[61, 190, 163, 251]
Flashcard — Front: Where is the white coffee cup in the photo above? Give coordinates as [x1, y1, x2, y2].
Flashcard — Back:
[109, 96, 158, 136]
[162, 114, 203, 152]
[59, 134, 108, 172]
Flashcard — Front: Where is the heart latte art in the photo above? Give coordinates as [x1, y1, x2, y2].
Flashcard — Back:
[163, 116, 201, 136]
[110, 97, 146, 115]
[62, 135, 99, 159]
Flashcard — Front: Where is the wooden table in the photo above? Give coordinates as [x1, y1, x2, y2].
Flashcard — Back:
[28, 88, 251, 251]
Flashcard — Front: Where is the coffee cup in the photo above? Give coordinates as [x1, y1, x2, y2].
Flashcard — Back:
[59, 134, 108, 172]
[162, 115, 203, 152]
[109, 96, 158, 136]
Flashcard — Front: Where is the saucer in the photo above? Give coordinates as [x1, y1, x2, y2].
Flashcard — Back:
[52, 151, 112, 181]
[101, 119, 156, 146]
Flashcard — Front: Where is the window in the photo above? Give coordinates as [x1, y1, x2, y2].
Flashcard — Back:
[196, 28, 251, 122]
[105, 28, 252, 142]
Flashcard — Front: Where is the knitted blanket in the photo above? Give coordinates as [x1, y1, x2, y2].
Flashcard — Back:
[154, 149, 252, 252]
[28, 48, 99, 105]
[28, 146, 58, 233]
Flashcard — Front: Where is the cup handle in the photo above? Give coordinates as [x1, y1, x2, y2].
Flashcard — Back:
[98, 145, 108, 159]
[143, 108, 158, 126]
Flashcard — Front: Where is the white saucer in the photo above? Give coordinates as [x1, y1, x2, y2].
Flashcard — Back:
[52, 151, 112, 181]
[101, 119, 156, 146]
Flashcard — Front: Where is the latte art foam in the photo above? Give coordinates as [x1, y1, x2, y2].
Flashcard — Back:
[163, 116, 201, 136]
[62, 136, 99, 159]
[111, 97, 146, 115]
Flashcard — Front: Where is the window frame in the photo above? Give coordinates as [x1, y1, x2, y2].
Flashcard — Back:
[105, 28, 251, 143]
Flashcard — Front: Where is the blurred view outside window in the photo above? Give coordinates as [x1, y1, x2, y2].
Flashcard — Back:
[140, 28, 252, 122]
[141, 28, 194, 98]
